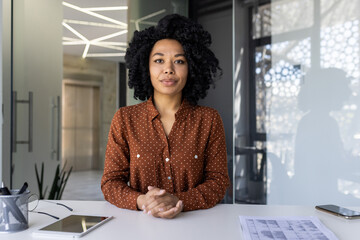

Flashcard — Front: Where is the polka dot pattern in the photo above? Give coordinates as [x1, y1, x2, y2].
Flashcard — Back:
[101, 97, 230, 211]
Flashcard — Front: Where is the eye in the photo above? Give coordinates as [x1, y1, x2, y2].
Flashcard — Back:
[154, 59, 163, 63]
[174, 59, 186, 64]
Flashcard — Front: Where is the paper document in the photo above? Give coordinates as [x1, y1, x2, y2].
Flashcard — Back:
[239, 216, 339, 240]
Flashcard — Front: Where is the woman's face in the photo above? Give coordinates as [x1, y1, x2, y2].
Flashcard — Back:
[149, 39, 188, 99]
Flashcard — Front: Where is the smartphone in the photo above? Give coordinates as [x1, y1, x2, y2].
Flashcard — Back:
[315, 204, 360, 219]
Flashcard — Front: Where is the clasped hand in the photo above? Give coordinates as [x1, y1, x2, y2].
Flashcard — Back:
[137, 186, 183, 219]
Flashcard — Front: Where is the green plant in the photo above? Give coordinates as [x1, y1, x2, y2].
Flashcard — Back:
[35, 162, 48, 199]
[35, 162, 73, 200]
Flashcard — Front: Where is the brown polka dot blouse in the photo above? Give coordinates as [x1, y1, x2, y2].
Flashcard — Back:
[101, 97, 230, 211]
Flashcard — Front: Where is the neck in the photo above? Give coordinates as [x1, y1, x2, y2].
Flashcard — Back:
[153, 92, 182, 116]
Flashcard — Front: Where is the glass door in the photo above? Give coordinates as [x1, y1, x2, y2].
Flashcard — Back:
[11, 0, 63, 189]
[234, 0, 360, 205]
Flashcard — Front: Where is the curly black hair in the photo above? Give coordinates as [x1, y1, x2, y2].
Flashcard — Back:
[125, 14, 222, 105]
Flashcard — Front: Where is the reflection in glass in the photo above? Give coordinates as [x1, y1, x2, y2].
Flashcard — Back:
[253, 0, 314, 39]
[254, 0, 360, 205]
[294, 68, 351, 203]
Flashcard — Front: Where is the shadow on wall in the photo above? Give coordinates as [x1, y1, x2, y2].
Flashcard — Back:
[290, 68, 356, 204]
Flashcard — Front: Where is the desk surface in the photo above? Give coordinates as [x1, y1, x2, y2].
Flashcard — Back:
[2, 201, 360, 240]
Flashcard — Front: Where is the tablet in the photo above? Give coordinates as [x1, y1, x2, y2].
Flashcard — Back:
[32, 214, 113, 238]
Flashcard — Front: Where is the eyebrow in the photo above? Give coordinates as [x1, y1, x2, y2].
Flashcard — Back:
[151, 53, 185, 57]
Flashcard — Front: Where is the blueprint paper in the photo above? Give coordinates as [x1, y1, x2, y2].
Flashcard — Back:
[239, 216, 339, 240]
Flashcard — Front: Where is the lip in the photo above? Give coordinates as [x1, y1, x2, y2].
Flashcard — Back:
[160, 79, 178, 87]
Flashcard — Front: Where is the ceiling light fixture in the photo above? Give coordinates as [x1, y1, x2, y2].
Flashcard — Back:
[62, 41, 127, 51]
[62, 22, 88, 43]
[134, 9, 166, 31]
[62, 22, 91, 58]
[63, 1, 128, 59]
[91, 30, 128, 43]
[87, 53, 126, 57]
[63, 37, 82, 42]
[63, 39, 128, 47]
[93, 41, 127, 46]
[63, 2, 127, 28]
[83, 6, 128, 11]
[63, 41, 86, 45]
[63, 19, 125, 29]
[90, 43, 127, 51]
[82, 43, 90, 58]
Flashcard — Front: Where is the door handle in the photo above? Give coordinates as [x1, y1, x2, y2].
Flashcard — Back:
[50, 96, 61, 161]
[12, 91, 33, 152]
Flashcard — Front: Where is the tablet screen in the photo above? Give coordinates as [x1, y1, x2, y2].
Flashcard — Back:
[39, 215, 111, 234]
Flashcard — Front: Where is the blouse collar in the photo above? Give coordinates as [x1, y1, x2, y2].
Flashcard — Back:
[146, 96, 194, 122]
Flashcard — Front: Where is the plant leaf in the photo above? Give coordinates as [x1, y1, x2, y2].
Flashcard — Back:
[41, 162, 45, 199]
[48, 164, 60, 200]
[35, 163, 42, 199]
[59, 166, 73, 200]
[55, 170, 66, 200]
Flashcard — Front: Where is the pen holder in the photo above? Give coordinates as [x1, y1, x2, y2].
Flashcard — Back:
[0, 190, 30, 232]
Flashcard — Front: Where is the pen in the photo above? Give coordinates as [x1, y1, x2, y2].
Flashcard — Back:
[0, 183, 11, 195]
[18, 182, 28, 195]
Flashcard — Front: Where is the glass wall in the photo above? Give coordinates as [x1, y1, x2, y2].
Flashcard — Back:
[235, 0, 360, 205]
[11, 0, 63, 189]
[4, 0, 188, 196]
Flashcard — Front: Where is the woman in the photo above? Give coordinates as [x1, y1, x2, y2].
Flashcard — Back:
[101, 14, 229, 219]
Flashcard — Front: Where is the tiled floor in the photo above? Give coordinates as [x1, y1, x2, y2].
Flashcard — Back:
[61, 170, 104, 201]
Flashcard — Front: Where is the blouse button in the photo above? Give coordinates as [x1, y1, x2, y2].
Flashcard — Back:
[194, 155, 198, 159]
[165, 157, 169, 162]
[167, 176, 171, 180]
[137, 154, 140, 158]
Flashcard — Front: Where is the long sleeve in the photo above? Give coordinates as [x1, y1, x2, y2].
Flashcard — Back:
[101, 99, 229, 212]
[101, 110, 141, 210]
[174, 111, 230, 211]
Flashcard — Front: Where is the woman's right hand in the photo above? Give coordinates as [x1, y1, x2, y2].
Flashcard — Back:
[136, 186, 166, 211]
[136, 186, 183, 218]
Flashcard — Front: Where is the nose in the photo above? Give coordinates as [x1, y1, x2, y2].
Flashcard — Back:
[164, 62, 175, 75]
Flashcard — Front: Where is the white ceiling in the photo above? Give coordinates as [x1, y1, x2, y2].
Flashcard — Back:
[62, 0, 128, 62]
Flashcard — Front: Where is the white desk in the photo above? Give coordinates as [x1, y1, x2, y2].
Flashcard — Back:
[1, 201, 360, 239]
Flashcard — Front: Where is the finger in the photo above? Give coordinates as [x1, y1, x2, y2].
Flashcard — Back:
[156, 189, 166, 196]
[158, 206, 179, 219]
[143, 199, 158, 214]
[145, 192, 168, 206]
[143, 192, 178, 215]
[142, 190, 165, 212]
[145, 193, 178, 212]
[147, 203, 173, 218]
[145, 203, 173, 217]
[149, 200, 174, 213]
[146, 186, 166, 196]
[158, 201, 183, 219]
[144, 196, 173, 214]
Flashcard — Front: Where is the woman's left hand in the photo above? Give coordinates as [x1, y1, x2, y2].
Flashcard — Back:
[157, 200, 183, 219]
[143, 186, 183, 218]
